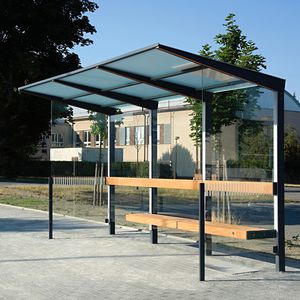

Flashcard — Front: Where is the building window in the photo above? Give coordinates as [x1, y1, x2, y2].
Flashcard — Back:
[95, 134, 100, 147]
[84, 131, 91, 147]
[125, 127, 130, 145]
[157, 124, 161, 144]
[135, 126, 144, 145]
[76, 133, 81, 147]
[51, 133, 64, 147]
[119, 127, 131, 146]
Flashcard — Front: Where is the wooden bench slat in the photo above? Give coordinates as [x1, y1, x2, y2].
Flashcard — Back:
[106, 177, 274, 195]
[126, 213, 276, 240]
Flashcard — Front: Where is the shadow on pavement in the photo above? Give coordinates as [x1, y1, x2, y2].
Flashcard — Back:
[0, 218, 104, 232]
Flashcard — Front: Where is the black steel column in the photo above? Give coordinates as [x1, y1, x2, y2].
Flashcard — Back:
[202, 97, 212, 255]
[274, 90, 285, 271]
[199, 182, 205, 281]
[108, 116, 115, 235]
[48, 176, 53, 239]
[149, 109, 158, 244]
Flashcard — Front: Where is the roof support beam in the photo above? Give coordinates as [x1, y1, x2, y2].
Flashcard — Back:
[54, 79, 158, 110]
[21, 90, 118, 115]
[99, 66, 212, 101]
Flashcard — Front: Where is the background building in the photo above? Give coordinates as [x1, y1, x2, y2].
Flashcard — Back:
[38, 92, 300, 179]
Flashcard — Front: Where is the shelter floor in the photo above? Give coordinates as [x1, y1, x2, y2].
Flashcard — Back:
[0, 205, 299, 300]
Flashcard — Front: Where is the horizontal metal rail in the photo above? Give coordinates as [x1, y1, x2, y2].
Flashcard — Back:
[53, 176, 98, 186]
[105, 177, 273, 195]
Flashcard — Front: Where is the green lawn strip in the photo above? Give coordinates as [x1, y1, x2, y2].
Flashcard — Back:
[0, 197, 48, 210]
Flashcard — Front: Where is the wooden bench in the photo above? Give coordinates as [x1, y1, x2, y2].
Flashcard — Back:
[126, 213, 276, 240]
[106, 177, 275, 240]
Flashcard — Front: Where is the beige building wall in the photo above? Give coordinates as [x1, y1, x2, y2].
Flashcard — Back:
[73, 118, 93, 132]
[69, 108, 240, 177]
[49, 105, 299, 178]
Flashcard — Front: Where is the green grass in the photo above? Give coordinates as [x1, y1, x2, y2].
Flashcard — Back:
[0, 197, 48, 210]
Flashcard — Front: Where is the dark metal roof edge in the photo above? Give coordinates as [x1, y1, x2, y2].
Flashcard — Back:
[157, 43, 286, 92]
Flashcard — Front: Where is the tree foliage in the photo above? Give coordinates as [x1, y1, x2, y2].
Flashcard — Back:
[89, 113, 107, 141]
[89, 112, 107, 163]
[0, 0, 98, 173]
[231, 128, 272, 169]
[187, 13, 266, 147]
[285, 126, 300, 182]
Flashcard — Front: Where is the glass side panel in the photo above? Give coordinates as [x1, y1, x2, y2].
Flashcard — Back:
[105, 49, 198, 78]
[205, 86, 275, 182]
[73, 94, 122, 107]
[284, 91, 300, 112]
[61, 68, 136, 90]
[27, 82, 86, 99]
[114, 83, 173, 99]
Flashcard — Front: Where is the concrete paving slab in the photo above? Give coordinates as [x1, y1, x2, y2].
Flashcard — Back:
[0, 204, 299, 300]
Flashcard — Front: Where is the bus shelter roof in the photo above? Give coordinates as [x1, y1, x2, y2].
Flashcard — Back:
[18, 43, 285, 114]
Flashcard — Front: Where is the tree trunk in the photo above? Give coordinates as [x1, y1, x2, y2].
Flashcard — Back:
[93, 162, 98, 206]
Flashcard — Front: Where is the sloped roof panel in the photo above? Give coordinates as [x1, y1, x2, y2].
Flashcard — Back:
[18, 43, 285, 115]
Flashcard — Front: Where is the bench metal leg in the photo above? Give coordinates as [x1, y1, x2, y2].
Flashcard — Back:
[109, 221, 115, 235]
[151, 225, 158, 244]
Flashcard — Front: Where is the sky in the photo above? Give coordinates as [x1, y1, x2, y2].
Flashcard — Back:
[73, 0, 300, 99]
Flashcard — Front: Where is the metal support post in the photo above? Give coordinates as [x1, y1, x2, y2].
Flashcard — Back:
[48, 176, 53, 239]
[202, 99, 212, 255]
[108, 116, 115, 235]
[149, 109, 158, 244]
[199, 183, 205, 281]
[273, 90, 285, 271]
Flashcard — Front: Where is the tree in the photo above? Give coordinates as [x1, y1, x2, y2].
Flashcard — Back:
[89, 112, 107, 206]
[90, 113, 108, 163]
[285, 126, 300, 182]
[186, 13, 266, 176]
[0, 0, 98, 174]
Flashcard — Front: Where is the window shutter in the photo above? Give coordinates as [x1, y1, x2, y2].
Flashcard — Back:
[115, 127, 120, 146]
[119, 127, 126, 145]
[164, 124, 171, 144]
[130, 127, 135, 145]
[79, 131, 84, 146]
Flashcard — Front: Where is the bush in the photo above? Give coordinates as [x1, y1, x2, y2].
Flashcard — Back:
[0, 160, 173, 179]
[112, 162, 172, 178]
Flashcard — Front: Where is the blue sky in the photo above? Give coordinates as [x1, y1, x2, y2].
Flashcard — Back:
[74, 0, 300, 98]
